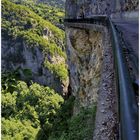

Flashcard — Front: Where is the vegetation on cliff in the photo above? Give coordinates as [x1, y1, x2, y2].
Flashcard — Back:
[2, 0, 67, 81]
[9, 0, 65, 28]
[2, 71, 96, 140]
[2, 0, 97, 139]
[37, 0, 65, 9]
[2, 72, 64, 139]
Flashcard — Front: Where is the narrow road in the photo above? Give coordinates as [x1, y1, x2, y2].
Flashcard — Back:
[112, 19, 139, 80]
[112, 20, 138, 59]
[64, 17, 138, 139]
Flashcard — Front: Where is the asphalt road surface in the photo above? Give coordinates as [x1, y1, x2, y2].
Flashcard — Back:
[112, 20, 138, 60]
[112, 19, 139, 79]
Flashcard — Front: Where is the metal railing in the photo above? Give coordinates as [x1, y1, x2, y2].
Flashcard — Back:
[64, 17, 138, 140]
[109, 18, 138, 140]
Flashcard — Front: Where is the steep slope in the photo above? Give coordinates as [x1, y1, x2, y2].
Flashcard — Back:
[2, 0, 68, 94]
[65, 0, 138, 140]
[9, 0, 65, 29]
[1, 0, 69, 139]
[38, 0, 65, 9]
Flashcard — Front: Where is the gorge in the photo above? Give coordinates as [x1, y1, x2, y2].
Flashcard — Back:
[1, 0, 138, 139]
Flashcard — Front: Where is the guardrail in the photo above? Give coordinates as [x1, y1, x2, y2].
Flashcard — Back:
[109, 18, 138, 140]
[64, 16, 109, 26]
[64, 17, 138, 140]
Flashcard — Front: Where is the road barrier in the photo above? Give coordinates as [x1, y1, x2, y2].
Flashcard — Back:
[109, 18, 138, 140]
[64, 17, 138, 140]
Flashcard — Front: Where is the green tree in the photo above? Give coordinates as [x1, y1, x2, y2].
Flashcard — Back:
[2, 118, 39, 140]
[2, 78, 64, 139]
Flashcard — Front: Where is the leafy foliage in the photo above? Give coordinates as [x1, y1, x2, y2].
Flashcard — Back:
[65, 106, 96, 140]
[2, 118, 39, 140]
[2, 0, 65, 46]
[2, 0, 68, 81]
[2, 73, 64, 139]
[48, 105, 96, 140]
[44, 61, 68, 81]
[37, 0, 65, 9]
[2, 72, 96, 140]
[9, 0, 65, 27]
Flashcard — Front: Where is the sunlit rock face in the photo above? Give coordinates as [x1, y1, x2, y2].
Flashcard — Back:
[65, 0, 138, 18]
[66, 28, 103, 110]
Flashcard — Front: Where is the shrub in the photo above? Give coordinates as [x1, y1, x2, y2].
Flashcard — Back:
[2, 75, 64, 139]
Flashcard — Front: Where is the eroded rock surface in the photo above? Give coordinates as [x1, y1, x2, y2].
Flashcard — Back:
[65, 23, 118, 138]
[66, 27, 103, 111]
[65, 0, 138, 18]
[2, 39, 68, 95]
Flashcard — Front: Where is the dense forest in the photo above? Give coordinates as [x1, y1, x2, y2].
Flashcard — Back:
[1, 0, 96, 139]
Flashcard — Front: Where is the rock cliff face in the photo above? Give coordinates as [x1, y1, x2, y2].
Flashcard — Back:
[65, 0, 138, 108]
[65, 0, 138, 18]
[2, 0, 69, 95]
[65, 0, 138, 138]
[66, 27, 104, 110]
[2, 38, 69, 95]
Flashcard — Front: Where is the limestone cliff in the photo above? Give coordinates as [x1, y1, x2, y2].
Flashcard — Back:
[66, 25, 107, 111]
[65, 0, 138, 108]
[2, 0, 69, 95]
[65, 0, 138, 18]
[65, 0, 138, 138]
[2, 38, 68, 94]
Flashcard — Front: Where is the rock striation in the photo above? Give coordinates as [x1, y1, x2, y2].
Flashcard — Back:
[66, 27, 104, 110]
